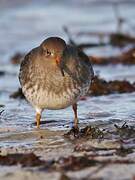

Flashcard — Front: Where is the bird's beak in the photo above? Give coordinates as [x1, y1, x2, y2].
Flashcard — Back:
[55, 56, 65, 77]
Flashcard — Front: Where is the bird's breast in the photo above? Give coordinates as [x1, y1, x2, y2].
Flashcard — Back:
[22, 76, 90, 110]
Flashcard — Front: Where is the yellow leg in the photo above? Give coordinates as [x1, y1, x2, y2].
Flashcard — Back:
[36, 113, 41, 128]
[72, 103, 78, 128]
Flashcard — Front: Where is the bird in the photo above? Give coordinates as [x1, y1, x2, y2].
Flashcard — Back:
[19, 37, 94, 129]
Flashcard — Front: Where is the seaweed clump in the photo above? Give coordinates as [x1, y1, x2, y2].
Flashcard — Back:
[64, 125, 104, 140]
[10, 52, 24, 65]
[0, 152, 98, 171]
[0, 152, 134, 170]
[0, 153, 44, 167]
[115, 146, 133, 157]
[56, 155, 98, 171]
[89, 76, 135, 96]
[10, 88, 25, 99]
[90, 47, 135, 65]
[110, 33, 135, 47]
[114, 122, 135, 139]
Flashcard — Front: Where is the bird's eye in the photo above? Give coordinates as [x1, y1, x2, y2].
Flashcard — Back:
[46, 49, 51, 56]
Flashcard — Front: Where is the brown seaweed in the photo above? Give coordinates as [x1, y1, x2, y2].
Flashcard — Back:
[60, 174, 71, 180]
[10, 88, 25, 99]
[0, 152, 134, 170]
[76, 31, 135, 48]
[56, 155, 98, 171]
[110, 33, 135, 47]
[90, 47, 135, 65]
[64, 126, 105, 140]
[78, 42, 107, 49]
[10, 52, 24, 65]
[115, 145, 133, 157]
[89, 75, 135, 96]
[0, 153, 44, 167]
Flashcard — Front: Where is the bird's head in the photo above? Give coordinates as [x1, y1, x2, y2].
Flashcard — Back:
[40, 37, 66, 68]
[40, 37, 78, 80]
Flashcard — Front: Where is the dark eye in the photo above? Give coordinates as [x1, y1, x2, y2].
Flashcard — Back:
[46, 49, 51, 56]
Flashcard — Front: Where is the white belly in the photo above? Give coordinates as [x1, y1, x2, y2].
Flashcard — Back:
[38, 89, 78, 110]
[23, 82, 89, 110]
